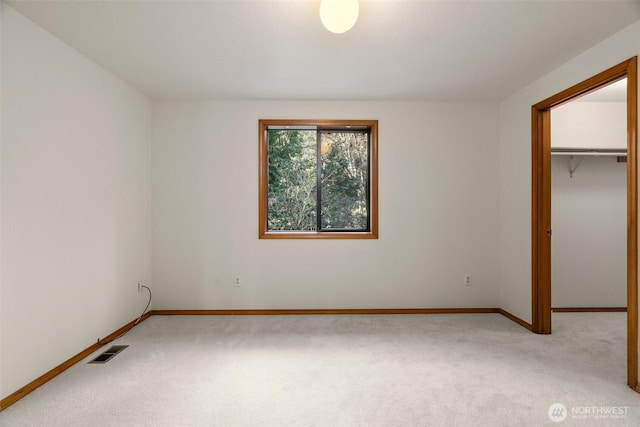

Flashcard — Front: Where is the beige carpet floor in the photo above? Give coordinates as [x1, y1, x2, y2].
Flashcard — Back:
[0, 313, 638, 426]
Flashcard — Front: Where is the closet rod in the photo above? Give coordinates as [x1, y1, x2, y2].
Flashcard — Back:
[552, 148, 626, 177]
[551, 148, 626, 156]
[552, 151, 626, 156]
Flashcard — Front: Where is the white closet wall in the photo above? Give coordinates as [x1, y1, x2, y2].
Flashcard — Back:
[552, 102, 626, 149]
[551, 101, 627, 308]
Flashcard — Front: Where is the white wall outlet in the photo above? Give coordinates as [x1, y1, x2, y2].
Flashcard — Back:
[137, 281, 142, 292]
[234, 277, 241, 287]
[464, 274, 472, 286]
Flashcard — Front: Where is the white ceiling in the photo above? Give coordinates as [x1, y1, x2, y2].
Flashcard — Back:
[5, 0, 640, 101]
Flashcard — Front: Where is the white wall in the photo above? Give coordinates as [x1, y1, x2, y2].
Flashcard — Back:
[498, 21, 640, 324]
[152, 101, 500, 310]
[0, 2, 4, 399]
[551, 156, 626, 307]
[552, 102, 627, 149]
[0, 5, 152, 399]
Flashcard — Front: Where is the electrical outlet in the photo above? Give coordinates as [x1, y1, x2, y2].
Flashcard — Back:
[464, 274, 472, 286]
[138, 281, 142, 292]
[234, 277, 241, 287]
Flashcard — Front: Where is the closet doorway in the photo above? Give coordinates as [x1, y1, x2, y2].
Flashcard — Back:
[531, 57, 638, 389]
[551, 79, 627, 310]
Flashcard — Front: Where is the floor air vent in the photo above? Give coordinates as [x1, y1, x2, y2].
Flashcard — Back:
[88, 345, 128, 364]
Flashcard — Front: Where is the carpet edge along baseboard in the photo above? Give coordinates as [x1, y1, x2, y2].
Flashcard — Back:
[0, 307, 532, 411]
[0, 311, 153, 411]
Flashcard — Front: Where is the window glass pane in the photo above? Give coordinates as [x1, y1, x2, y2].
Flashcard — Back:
[320, 131, 369, 230]
[267, 130, 317, 231]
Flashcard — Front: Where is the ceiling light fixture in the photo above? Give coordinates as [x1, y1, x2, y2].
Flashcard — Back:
[320, 0, 359, 34]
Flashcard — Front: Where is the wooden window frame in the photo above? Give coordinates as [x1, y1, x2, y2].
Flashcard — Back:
[259, 119, 378, 239]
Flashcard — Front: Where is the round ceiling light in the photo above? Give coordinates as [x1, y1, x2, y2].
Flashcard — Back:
[320, 0, 359, 34]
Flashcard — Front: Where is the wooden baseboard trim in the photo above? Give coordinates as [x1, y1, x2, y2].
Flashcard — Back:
[552, 307, 627, 312]
[498, 309, 533, 331]
[0, 307, 563, 411]
[634, 382, 640, 393]
[0, 311, 152, 412]
[151, 308, 501, 316]
[154, 309, 539, 333]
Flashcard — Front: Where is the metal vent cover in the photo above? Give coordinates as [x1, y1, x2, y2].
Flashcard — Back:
[88, 345, 128, 364]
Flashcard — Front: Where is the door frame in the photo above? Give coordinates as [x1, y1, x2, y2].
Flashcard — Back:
[531, 57, 638, 389]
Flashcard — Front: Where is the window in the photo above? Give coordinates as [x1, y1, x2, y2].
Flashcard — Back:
[259, 120, 378, 239]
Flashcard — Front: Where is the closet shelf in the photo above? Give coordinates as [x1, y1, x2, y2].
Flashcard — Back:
[551, 148, 626, 178]
[551, 148, 627, 156]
